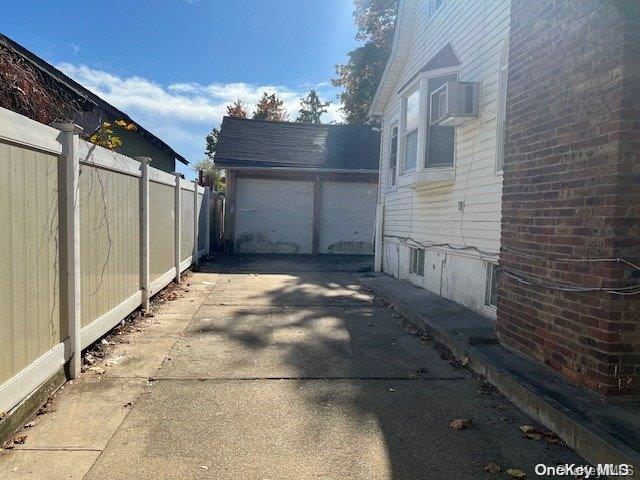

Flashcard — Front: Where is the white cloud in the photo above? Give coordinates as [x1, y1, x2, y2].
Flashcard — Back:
[56, 63, 345, 166]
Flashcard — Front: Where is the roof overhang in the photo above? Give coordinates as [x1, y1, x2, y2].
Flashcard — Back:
[369, 0, 416, 118]
[213, 164, 378, 174]
[0, 33, 188, 165]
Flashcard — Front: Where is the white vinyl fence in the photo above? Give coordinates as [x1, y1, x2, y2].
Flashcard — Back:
[0, 107, 210, 414]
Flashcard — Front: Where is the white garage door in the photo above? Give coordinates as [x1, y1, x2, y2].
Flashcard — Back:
[320, 182, 377, 254]
[235, 179, 313, 254]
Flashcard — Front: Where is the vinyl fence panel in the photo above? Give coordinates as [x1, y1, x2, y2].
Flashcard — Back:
[0, 106, 210, 415]
[180, 188, 195, 261]
[149, 180, 176, 290]
[0, 141, 62, 385]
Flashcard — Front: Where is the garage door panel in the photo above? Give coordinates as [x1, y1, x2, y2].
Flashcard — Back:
[237, 179, 257, 193]
[235, 179, 313, 254]
[320, 182, 376, 255]
[358, 184, 377, 195]
[257, 181, 276, 193]
[293, 183, 313, 194]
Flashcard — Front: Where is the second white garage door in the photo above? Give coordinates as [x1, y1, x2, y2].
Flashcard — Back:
[235, 179, 313, 254]
[320, 182, 377, 254]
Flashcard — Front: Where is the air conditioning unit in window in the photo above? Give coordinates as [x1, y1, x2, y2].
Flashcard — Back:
[429, 81, 480, 126]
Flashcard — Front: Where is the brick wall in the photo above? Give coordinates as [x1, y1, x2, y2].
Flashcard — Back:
[498, 0, 640, 395]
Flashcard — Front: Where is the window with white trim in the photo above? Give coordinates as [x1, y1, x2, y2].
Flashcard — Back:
[402, 89, 419, 172]
[388, 124, 398, 187]
[426, 74, 457, 167]
[485, 263, 500, 307]
[495, 39, 509, 173]
[395, 64, 460, 187]
[410, 247, 425, 277]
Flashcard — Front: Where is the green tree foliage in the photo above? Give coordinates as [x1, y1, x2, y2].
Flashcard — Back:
[192, 158, 225, 192]
[253, 92, 287, 121]
[332, 0, 397, 124]
[296, 90, 330, 124]
[204, 126, 219, 158]
[198, 99, 250, 191]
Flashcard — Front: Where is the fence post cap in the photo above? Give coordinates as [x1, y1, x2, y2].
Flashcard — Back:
[52, 122, 83, 134]
[135, 156, 152, 164]
[172, 172, 183, 178]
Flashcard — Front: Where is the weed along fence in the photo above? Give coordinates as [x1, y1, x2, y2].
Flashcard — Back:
[0, 106, 211, 417]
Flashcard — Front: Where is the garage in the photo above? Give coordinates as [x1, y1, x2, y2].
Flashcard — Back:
[320, 182, 377, 254]
[214, 117, 380, 255]
[234, 179, 313, 254]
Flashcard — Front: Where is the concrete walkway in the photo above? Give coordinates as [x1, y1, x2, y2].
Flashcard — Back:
[0, 257, 586, 479]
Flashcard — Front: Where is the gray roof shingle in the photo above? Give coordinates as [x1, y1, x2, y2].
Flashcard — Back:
[214, 117, 380, 171]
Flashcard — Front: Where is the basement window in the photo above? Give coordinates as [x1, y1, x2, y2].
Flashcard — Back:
[485, 263, 500, 307]
[410, 248, 425, 277]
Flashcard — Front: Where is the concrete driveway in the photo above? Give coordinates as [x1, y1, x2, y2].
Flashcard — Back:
[1, 256, 585, 479]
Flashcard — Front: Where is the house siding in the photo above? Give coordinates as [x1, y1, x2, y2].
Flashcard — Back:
[378, 0, 510, 316]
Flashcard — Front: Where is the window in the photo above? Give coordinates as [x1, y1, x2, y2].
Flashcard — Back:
[485, 263, 500, 307]
[410, 248, 425, 277]
[388, 125, 398, 187]
[426, 75, 456, 167]
[402, 89, 419, 172]
[394, 64, 460, 188]
[427, 0, 444, 20]
[496, 39, 509, 172]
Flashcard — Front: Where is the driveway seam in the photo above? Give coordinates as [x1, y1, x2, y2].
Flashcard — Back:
[140, 376, 468, 382]
[82, 275, 219, 478]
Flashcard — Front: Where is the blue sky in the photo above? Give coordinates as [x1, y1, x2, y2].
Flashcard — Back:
[1, 0, 358, 178]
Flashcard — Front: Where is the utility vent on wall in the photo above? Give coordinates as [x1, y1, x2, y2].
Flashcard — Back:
[429, 81, 480, 126]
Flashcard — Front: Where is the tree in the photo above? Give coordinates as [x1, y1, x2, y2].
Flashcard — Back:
[226, 99, 247, 118]
[296, 90, 329, 124]
[253, 92, 287, 121]
[204, 126, 219, 158]
[192, 158, 225, 192]
[332, 0, 397, 124]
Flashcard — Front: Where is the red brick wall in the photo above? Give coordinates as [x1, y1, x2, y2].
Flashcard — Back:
[497, 0, 640, 395]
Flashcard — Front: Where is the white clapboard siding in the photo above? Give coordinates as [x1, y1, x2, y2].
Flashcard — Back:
[379, 0, 510, 255]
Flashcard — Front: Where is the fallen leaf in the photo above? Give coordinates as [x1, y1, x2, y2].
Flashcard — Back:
[13, 436, 27, 445]
[484, 462, 501, 474]
[461, 356, 469, 366]
[24, 421, 36, 428]
[506, 468, 526, 478]
[525, 433, 542, 440]
[450, 418, 472, 430]
[519, 425, 535, 434]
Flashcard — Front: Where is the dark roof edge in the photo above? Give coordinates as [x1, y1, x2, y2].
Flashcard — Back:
[0, 33, 188, 165]
[213, 159, 378, 173]
[221, 116, 376, 130]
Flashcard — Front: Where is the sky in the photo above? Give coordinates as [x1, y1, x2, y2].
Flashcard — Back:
[1, 0, 358, 178]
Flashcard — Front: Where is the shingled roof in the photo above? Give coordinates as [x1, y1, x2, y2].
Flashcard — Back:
[214, 117, 380, 171]
[0, 33, 187, 165]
